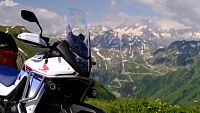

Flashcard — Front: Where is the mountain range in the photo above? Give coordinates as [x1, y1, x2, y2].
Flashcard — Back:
[86, 20, 200, 104]
[2, 19, 200, 104]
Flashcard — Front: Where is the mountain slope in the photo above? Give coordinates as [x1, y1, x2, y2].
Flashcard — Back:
[152, 40, 200, 66]
[92, 38, 200, 104]
[151, 57, 200, 104]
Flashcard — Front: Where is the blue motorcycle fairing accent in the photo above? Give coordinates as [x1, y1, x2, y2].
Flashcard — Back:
[0, 65, 18, 87]
[28, 75, 42, 98]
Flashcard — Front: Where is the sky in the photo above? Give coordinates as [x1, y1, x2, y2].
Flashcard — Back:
[1, 0, 200, 36]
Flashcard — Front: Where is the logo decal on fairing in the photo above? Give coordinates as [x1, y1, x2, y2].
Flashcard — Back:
[24, 64, 32, 74]
[39, 64, 49, 72]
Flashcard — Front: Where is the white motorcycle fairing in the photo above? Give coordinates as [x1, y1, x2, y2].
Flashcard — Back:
[24, 55, 76, 76]
[0, 53, 76, 96]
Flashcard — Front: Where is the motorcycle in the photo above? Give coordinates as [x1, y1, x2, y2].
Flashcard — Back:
[0, 9, 105, 113]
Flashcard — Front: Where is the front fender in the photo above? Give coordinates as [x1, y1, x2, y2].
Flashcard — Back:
[70, 103, 106, 113]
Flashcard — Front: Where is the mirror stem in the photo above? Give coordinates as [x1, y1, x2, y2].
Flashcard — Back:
[36, 21, 42, 37]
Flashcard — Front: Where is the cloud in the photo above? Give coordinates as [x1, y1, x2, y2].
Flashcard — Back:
[0, 0, 65, 36]
[0, 0, 18, 7]
[166, 0, 200, 29]
[97, 0, 163, 28]
[95, 0, 138, 27]
[156, 19, 191, 30]
[110, 0, 118, 12]
[131, 0, 200, 29]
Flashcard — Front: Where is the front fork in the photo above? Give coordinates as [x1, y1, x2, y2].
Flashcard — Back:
[17, 71, 45, 113]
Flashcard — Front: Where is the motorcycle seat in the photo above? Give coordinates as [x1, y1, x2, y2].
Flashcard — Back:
[0, 65, 18, 87]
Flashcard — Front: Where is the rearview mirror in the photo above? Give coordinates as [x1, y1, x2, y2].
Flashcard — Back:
[21, 10, 43, 37]
[17, 33, 47, 47]
[21, 10, 39, 23]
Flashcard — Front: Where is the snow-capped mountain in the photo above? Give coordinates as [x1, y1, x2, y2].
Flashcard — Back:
[90, 19, 200, 56]
[84, 20, 200, 98]
[51, 19, 200, 61]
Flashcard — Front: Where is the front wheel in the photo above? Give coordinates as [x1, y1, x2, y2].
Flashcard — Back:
[59, 109, 69, 113]
[70, 103, 106, 113]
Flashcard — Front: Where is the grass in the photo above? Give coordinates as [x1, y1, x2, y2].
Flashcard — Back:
[86, 98, 200, 113]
